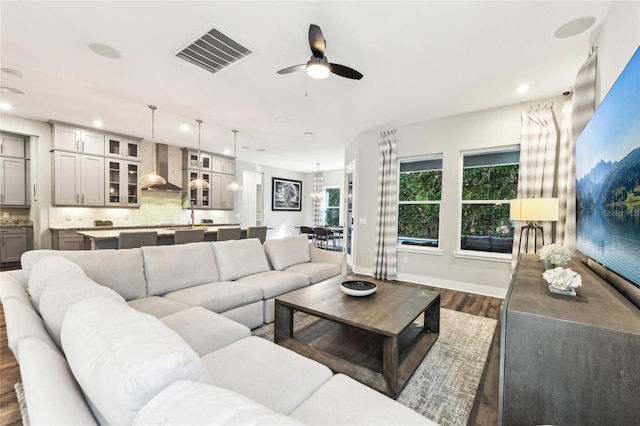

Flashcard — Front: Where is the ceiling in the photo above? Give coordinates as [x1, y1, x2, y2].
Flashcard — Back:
[0, 1, 611, 173]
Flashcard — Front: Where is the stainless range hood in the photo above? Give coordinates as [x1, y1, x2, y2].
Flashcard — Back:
[142, 143, 184, 192]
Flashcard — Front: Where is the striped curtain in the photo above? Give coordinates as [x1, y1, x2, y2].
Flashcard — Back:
[556, 51, 597, 250]
[373, 131, 398, 280]
[511, 105, 559, 263]
[312, 172, 325, 226]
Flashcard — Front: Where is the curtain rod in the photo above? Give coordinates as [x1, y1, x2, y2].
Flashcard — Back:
[380, 129, 396, 137]
[588, 45, 597, 58]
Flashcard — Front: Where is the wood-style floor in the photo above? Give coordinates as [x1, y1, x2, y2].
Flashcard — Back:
[0, 273, 502, 426]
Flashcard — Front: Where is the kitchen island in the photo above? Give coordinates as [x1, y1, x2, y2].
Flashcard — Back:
[72, 226, 246, 250]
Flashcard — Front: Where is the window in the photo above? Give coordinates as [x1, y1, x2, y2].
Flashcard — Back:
[460, 149, 519, 254]
[324, 187, 340, 226]
[398, 156, 442, 247]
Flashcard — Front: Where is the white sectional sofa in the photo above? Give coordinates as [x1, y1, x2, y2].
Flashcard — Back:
[0, 234, 439, 425]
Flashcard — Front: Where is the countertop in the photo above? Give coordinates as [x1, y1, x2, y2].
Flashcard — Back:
[76, 226, 244, 240]
[49, 223, 239, 231]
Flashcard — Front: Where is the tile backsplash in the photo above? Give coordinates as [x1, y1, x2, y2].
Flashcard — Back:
[49, 191, 232, 228]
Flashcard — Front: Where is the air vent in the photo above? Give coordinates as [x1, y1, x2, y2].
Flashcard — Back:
[176, 26, 253, 75]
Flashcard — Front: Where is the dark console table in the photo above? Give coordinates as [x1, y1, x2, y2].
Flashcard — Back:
[499, 254, 640, 426]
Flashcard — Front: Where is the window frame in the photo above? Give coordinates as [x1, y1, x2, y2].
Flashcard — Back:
[455, 145, 520, 262]
[397, 154, 443, 253]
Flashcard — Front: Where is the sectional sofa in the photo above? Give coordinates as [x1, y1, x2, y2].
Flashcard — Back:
[0, 234, 438, 425]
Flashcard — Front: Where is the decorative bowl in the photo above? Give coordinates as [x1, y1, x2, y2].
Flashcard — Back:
[340, 280, 377, 297]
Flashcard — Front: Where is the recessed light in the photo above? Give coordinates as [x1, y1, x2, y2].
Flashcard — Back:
[93, 120, 103, 127]
[516, 84, 530, 94]
[180, 123, 190, 132]
[241, 146, 251, 150]
[0, 103, 13, 111]
[305, 132, 313, 137]
[256, 148, 266, 152]
[89, 43, 122, 59]
[554, 17, 596, 39]
[223, 149, 232, 155]
[274, 117, 290, 124]
[1, 68, 22, 78]
[0, 86, 24, 95]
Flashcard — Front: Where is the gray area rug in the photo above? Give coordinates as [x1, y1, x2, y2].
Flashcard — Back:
[253, 308, 497, 426]
[14, 381, 29, 426]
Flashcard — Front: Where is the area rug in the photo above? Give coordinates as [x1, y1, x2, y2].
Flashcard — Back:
[252, 308, 497, 426]
[14, 381, 29, 426]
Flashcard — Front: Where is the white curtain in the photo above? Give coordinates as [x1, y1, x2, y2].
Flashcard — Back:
[373, 131, 398, 280]
[312, 172, 324, 226]
[511, 105, 559, 262]
[557, 51, 598, 250]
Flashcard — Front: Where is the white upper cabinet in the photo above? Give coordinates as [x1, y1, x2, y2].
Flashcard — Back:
[0, 157, 27, 206]
[53, 125, 105, 156]
[212, 156, 235, 175]
[1, 134, 25, 158]
[53, 151, 104, 206]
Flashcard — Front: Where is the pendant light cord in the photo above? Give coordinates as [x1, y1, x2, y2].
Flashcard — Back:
[149, 105, 157, 174]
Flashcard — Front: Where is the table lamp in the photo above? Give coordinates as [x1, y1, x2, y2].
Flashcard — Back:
[510, 198, 559, 254]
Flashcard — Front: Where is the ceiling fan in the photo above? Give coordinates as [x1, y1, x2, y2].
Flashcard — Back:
[277, 24, 363, 80]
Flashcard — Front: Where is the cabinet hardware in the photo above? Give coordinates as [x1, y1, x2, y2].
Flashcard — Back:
[82, 194, 84, 204]
[1, 144, 3, 154]
[82, 141, 85, 152]
[76, 140, 80, 151]
[76, 194, 79, 203]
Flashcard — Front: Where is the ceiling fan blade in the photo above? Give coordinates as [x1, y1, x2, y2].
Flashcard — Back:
[308, 24, 325, 58]
[277, 64, 305, 75]
[329, 63, 363, 80]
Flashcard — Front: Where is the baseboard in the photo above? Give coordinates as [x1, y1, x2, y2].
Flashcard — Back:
[349, 266, 506, 298]
[397, 272, 507, 299]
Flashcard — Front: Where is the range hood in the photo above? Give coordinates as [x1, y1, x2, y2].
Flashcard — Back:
[142, 143, 184, 192]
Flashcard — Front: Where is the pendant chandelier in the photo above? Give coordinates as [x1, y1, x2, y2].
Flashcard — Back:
[225, 129, 243, 192]
[138, 105, 167, 188]
[310, 163, 325, 201]
[188, 119, 210, 188]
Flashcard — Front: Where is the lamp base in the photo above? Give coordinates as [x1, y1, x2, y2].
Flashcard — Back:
[518, 222, 544, 254]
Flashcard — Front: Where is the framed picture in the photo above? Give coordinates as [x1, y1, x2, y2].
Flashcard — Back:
[272, 177, 302, 211]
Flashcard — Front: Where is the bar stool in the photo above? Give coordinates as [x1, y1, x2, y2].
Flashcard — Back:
[174, 228, 205, 244]
[216, 227, 241, 241]
[246, 226, 267, 243]
[118, 231, 158, 249]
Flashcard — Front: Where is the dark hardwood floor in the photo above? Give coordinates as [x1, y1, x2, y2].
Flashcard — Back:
[0, 272, 502, 426]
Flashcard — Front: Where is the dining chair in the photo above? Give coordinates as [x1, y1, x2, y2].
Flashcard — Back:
[118, 231, 158, 249]
[299, 226, 315, 244]
[313, 227, 335, 250]
[216, 227, 242, 241]
[173, 228, 205, 245]
[246, 226, 267, 243]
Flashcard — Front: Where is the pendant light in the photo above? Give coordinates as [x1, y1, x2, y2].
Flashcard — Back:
[188, 119, 210, 189]
[138, 105, 167, 188]
[225, 129, 243, 192]
[310, 163, 325, 201]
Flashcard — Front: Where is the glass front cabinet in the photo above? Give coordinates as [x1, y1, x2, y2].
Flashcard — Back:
[186, 170, 211, 208]
[106, 159, 140, 206]
[106, 136, 139, 161]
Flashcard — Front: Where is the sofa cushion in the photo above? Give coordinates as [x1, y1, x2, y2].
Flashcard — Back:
[264, 235, 311, 271]
[61, 297, 212, 426]
[290, 374, 438, 425]
[0, 271, 33, 306]
[160, 307, 251, 356]
[212, 239, 271, 281]
[201, 336, 332, 414]
[142, 242, 219, 296]
[22, 249, 147, 300]
[237, 270, 310, 299]
[164, 281, 263, 314]
[2, 297, 60, 359]
[28, 255, 86, 311]
[134, 380, 303, 426]
[17, 338, 99, 426]
[39, 274, 126, 348]
[127, 296, 191, 318]
[284, 262, 342, 284]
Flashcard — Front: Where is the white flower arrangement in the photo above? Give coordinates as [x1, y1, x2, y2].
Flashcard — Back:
[542, 267, 582, 291]
[539, 243, 572, 267]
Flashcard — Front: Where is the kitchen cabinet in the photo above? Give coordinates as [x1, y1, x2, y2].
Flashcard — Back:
[212, 156, 235, 175]
[211, 173, 234, 210]
[183, 149, 212, 171]
[1, 134, 25, 158]
[53, 124, 105, 156]
[53, 151, 105, 206]
[184, 169, 211, 209]
[105, 135, 140, 160]
[52, 230, 86, 251]
[105, 159, 141, 207]
[0, 157, 27, 206]
[0, 227, 28, 263]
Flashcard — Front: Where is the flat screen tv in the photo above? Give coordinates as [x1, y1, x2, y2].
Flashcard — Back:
[575, 46, 640, 307]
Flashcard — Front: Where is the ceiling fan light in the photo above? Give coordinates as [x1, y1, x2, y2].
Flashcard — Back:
[306, 58, 330, 79]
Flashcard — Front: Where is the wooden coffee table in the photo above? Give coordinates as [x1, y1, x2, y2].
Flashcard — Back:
[274, 280, 440, 398]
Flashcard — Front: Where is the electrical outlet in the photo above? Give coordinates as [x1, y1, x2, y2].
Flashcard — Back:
[403, 256, 408, 264]
[2, 212, 9, 218]
[65, 215, 72, 221]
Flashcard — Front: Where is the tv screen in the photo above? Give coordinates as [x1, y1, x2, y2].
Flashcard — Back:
[575, 46, 640, 290]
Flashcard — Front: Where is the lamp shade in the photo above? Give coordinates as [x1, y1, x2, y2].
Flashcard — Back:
[510, 198, 559, 222]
